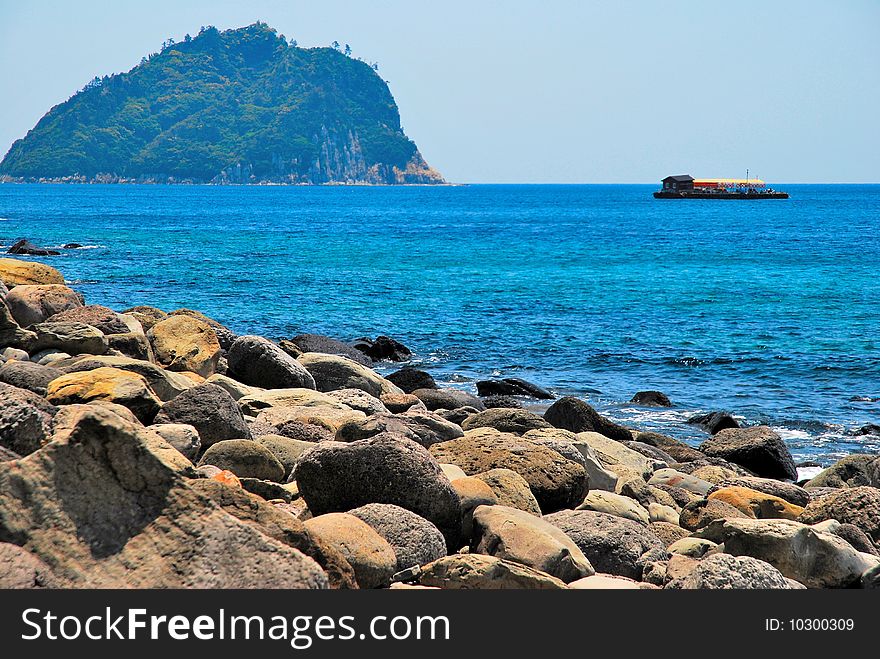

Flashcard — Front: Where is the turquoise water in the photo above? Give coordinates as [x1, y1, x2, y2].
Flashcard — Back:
[1, 183, 878, 464]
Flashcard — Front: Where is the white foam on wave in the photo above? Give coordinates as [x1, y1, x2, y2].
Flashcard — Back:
[797, 466, 824, 481]
[773, 427, 811, 441]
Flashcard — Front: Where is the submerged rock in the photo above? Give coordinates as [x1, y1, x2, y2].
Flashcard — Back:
[687, 411, 740, 435]
[630, 390, 672, 407]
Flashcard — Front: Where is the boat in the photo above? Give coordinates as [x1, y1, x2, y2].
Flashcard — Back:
[653, 173, 789, 199]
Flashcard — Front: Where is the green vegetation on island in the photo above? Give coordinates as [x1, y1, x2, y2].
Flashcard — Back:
[0, 23, 444, 184]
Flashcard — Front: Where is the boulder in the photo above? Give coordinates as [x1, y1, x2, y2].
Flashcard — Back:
[650, 521, 691, 547]
[0, 406, 328, 588]
[696, 517, 880, 589]
[476, 378, 553, 400]
[577, 431, 659, 479]
[121, 305, 166, 332]
[708, 486, 804, 520]
[147, 315, 221, 377]
[804, 455, 878, 489]
[623, 440, 676, 465]
[167, 309, 237, 351]
[352, 335, 412, 362]
[61, 355, 196, 402]
[304, 513, 397, 588]
[0, 299, 36, 347]
[543, 509, 666, 580]
[204, 373, 264, 401]
[0, 257, 64, 287]
[429, 429, 588, 513]
[617, 478, 679, 510]
[412, 388, 485, 412]
[461, 408, 552, 435]
[5, 284, 83, 328]
[0, 359, 62, 396]
[273, 420, 335, 443]
[635, 431, 705, 462]
[669, 553, 792, 589]
[326, 389, 388, 415]
[630, 390, 672, 407]
[699, 426, 797, 481]
[29, 321, 108, 356]
[827, 523, 878, 556]
[153, 382, 252, 446]
[543, 397, 632, 442]
[189, 479, 356, 589]
[473, 468, 543, 516]
[44, 305, 130, 335]
[451, 476, 498, 544]
[289, 333, 373, 366]
[149, 423, 201, 461]
[349, 503, 447, 572]
[798, 486, 880, 543]
[687, 411, 740, 435]
[5, 239, 59, 256]
[577, 491, 650, 524]
[105, 331, 153, 361]
[254, 435, 314, 480]
[198, 439, 285, 482]
[386, 368, 436, 393]
[227, 335, 316, 389]
[293, 434, 462, 548]
[713, 478, 809, 510]
[668, 537, 718, 558]
[256, 404, 365, 434]
[523, 428, 619, 492]
[471, 504, 593, 583]
[417, 554, 567, 589]
[679, 498, 751, 531]
[0, 381, 57, 456]
[46, 367, 160, 423]
[298, 352, 402, 397]
[237, 387, 341, 416]
[380, 392, 425, 413]
[648, 468, 715, 496]
[336, 410, 463, 447]
[481, 395, 523, 409]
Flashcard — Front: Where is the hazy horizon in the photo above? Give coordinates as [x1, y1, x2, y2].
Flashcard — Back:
[1, 0, 877, 183]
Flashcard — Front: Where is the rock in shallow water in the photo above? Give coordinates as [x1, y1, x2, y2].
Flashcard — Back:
[476, 378, 553, 400]
[687, 411, 740, 435]
[386, 367, 436, 393]
[630, 390, 672, 407]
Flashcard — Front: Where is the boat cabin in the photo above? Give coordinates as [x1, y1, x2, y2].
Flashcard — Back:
[661, 175, 694, 192]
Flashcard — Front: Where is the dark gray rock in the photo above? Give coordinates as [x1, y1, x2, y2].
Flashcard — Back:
[688, 411, 740, 435]
[153, 383, 251, 447]
[476, 378, 553, 400]
[543, 509, 665, 580]
[386, 368, 436, 393]
[623, 441, 676, 465]
[630, 390, 672, 407]
[543, 397, 632, 442]
[349, 503, 447, 571]
[198, 439, 285, 482]
[227, 335, 316, 389]
[29, 321, 108, 356]
[799, 487, 880, 543]
[700, 426, 797, 481]
[289, 333, 372, 366]
[274, 420, 335, 443]
[0, 360, 62, 396]
[831, 523, 877, 556]
[6, 239, 59, 256]
[481, 395, 523, 409]
[413, 388, 485, 412]
[335, 411, 463, 448]
[668, 553, 792, 589]
[0, 381, 57, 456]
[352, 335, 412, 362]
[634, 431, 706, 463]
[293, 433, 462, 549]
[436, 406, 480, 425]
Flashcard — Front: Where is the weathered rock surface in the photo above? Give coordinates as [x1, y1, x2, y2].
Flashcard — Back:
[335, 410, 463, 447]
[717, 476, 811, 508]
[0, 299, 36, 347]
[473, 468, 543, 516]
[167, 309, 237, 351]
[577, 490, 650, 524]
[679, 498, 751, 531]
[0, 543, 60, 588]
[544, 510, 665, 580]
[0, 382, 57, 456]
[669, 553, 792, 589]
[304, 513, 397, 589]
[147, 315, 221, 377]
[5, 284, 82, 327]
[798, 486, 880, 543]
[198, 439, 285, 482]
[46, 367, 160, 423]
[153, 382, 252, 446]
[0, 359, 62, 396]
[461, 408, 552, 435]
[298, 352, 402, 397]
[708, 486, 804, 520]
[412, 388, 485, 412]
[0, 406, 328, 588]
[804, 455, 879, 489]
[429, 429, 588, 513]
[544, 397, 632, 442]
[418, 554, 567, 589]
[648, 468, 715, 495]
[325, 388, 388, 415]
[349, 503, 447, 572]
[0, 258, 64, 287]
[254, 435, 314, 480]
[150, 423, 201, 461]
[386, 368, 436, 393]
[476, 378, 553, 400]
[635, 431, 706, 463]
[29, 321, 109, 355]
[62, 355, 196, 401]
[380, 392, 425, 413]
[700, 426, 797, 480]
[289, 333, 373, 366]
[471, 504, 594, 582]
[227, 335, 316, 389]
[293, 434, 462, 548]
[45, 305, 130, 335]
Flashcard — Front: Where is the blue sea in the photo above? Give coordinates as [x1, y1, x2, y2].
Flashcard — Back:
[1, 183, 878, 466]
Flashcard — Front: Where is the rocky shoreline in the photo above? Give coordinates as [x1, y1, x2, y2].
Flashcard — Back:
[1, 255, 879, 590]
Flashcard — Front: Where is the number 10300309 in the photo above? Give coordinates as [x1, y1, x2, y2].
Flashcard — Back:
[765, 618, 855, 631]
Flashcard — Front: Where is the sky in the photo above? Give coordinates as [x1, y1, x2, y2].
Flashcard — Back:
[0, 0, 878, 183]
